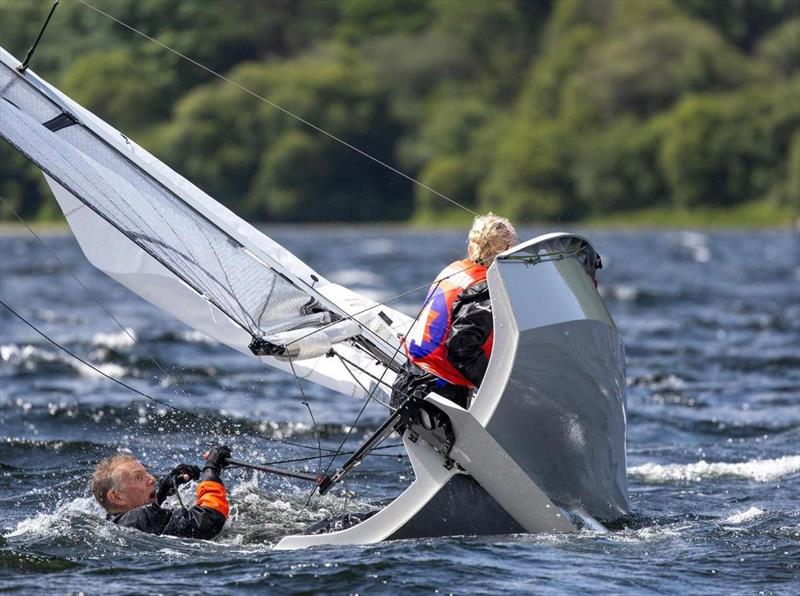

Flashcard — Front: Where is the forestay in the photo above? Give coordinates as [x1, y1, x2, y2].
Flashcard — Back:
[0, 47, 410, 398]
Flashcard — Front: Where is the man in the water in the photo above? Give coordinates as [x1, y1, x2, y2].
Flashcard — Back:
[91, 445, 231, 539]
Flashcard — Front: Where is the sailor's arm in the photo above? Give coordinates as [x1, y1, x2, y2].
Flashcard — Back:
[447, 284, 492, 387]
[159, 445, 231, 539]
[159, 480, 229, 539]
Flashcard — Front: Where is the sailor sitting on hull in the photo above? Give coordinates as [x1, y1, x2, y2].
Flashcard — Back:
[392, 213, 518, 409]
[92, 445, 231, 539]
[304, 215, 518, 537]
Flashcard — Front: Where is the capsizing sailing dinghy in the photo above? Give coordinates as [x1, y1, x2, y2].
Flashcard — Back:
[0, 45, 629, 549]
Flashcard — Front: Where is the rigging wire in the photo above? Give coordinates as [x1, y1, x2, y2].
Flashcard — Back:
[75, 0, 478, 217]
[336, 351, 395, 411]
[296, 275, 449, 511]
[335, 351, 403, 404]
[0, 195, 195, 400]
[286, 354, 323, 474]
[0, 200, 409, 466]
[0, 296, 341, 460]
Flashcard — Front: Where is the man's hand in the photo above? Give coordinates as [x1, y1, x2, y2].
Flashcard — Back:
[201, 445, 232, 482]
[155, 463, 201, 505]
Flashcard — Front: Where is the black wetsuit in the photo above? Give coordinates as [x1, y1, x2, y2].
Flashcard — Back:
[109, 502, 225, 539]
[109, 478, 228, 539]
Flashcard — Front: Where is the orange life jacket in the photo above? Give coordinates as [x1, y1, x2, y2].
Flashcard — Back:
[404, 259, 493, 388]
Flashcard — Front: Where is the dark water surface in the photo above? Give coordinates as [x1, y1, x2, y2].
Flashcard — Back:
[1, 228, 798, 594]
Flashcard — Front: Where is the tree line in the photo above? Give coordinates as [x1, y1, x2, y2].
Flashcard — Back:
[1, 0, 798, 223]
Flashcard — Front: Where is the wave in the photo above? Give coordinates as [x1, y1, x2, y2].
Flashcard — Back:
[599, 284, 640, 303]
[722, 507, 765, 525]
[1, 342, 131, 379]
[629, 455, 800, 483]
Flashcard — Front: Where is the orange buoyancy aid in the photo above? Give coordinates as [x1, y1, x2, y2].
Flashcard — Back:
[404, 259, 493, 387]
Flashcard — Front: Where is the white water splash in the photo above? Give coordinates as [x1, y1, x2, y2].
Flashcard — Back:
[600, 284, 639, 302]
[0, 344, 54, 366]
[360, 238, 394, 255]
[5, 496, 103, 539]
[629, 455, 800, 483]
[723, 507, 765, 525]
[680, 231, 711, 263]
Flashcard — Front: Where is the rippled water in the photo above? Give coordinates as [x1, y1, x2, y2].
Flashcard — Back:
[1, 227, 798, 594]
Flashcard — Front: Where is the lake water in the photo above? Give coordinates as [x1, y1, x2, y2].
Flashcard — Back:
[1, 227, 798, 594]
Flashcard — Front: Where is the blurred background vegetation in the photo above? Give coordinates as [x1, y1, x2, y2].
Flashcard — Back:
[1, 0, 798, 225]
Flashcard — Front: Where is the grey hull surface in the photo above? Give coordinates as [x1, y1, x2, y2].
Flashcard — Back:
[275, 233, 628, 549]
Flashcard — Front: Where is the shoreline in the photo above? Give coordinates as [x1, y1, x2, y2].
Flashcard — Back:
[2, 201, 797, 234]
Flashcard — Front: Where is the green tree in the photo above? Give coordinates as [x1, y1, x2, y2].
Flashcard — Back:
[160, 48, 408, 221]
[562, 16, 767, 122]
[575, 117, 669, 213]
[61, 49, 173, 135]
[660, 80, 800, 207]
[674, 0, 800, 51]
[757, 18, 800, 75]
[336, 0, 433, 45]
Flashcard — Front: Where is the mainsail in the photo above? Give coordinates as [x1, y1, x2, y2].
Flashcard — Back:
[0, 47, 410, 398]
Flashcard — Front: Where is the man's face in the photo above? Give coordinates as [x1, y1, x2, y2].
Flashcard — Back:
[108, 459, 157, 513]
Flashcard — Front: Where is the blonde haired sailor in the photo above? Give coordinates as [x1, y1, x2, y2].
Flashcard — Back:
[392, 213, 517, 408]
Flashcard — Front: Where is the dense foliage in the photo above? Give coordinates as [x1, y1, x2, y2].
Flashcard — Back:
[1, 0, 798, 223]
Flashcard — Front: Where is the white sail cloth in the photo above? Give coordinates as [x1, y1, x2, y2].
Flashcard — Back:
[0, 47, 411, 398]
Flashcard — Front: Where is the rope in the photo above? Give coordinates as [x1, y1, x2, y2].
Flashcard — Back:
[335, 352, 395, 411]
[297, 275, 448, 506]
[76, 0, 478, 217]
[172, 475, 188, 512]
[286, 354, 323, 474]
[281, 257, 493, 351]
[0, 195, 196, 401]
[0, 297, 320, 453]
[262, 444, 405, 466]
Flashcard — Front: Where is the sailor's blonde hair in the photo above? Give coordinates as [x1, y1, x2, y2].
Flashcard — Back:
[467, 213, 518, 264]
[92, 453, 137, 512]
